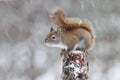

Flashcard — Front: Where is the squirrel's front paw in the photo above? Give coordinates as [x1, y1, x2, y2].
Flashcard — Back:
[60, 49, 67, 57]
[76, 47, 85, 52]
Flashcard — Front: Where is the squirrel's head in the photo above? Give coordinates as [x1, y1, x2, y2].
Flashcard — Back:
[45, 27, 62, 48]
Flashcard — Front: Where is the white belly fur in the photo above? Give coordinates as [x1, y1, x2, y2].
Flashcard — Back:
[45, 43, 68, 50]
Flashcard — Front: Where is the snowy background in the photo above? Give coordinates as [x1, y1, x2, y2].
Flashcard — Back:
[0, 0, 120, 80]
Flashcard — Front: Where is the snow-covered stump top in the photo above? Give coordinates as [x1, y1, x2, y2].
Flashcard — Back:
[62, 50, 89, 80]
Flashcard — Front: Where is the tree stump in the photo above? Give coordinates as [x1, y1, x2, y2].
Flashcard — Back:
[62, 50, 89, 80]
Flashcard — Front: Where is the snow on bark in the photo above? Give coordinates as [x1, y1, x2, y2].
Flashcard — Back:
[62, 50, 89, 80]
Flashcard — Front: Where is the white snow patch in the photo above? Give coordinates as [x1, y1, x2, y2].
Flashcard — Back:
[76, 60, 79, 63]
[69, 64, 75, 68]
[70, 50, 83, 54]
[67, 64, 79, 78]
[80, 67, 86, 73]
[65, 63, 87, 78]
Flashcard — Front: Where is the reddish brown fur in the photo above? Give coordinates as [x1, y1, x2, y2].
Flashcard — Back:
[60, 28, 93, 51]
[46, 8, 95, 52]
[51, 8, 94, 35]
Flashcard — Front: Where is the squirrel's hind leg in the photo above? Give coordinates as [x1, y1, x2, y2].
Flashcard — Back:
[73, 39, 86, 51]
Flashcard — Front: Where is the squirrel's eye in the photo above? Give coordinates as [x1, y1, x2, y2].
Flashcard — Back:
[52, 36, 56, 40]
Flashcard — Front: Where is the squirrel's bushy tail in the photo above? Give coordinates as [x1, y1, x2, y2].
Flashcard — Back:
[50, 8, 66, 29]
[50, 8, 94, 36]
[80, 19, 94, 38]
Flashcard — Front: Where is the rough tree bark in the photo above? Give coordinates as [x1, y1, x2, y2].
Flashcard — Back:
[62, 50, 89, 80]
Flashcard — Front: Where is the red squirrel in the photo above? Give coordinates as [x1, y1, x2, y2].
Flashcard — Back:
[45, 8, 95, 53]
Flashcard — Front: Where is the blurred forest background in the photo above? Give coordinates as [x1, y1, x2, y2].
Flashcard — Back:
[0, 0, 120, 80]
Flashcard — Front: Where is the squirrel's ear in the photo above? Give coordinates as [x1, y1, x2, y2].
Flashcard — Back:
[57, 27, 61, 35]
[50, 27, 54, 32]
